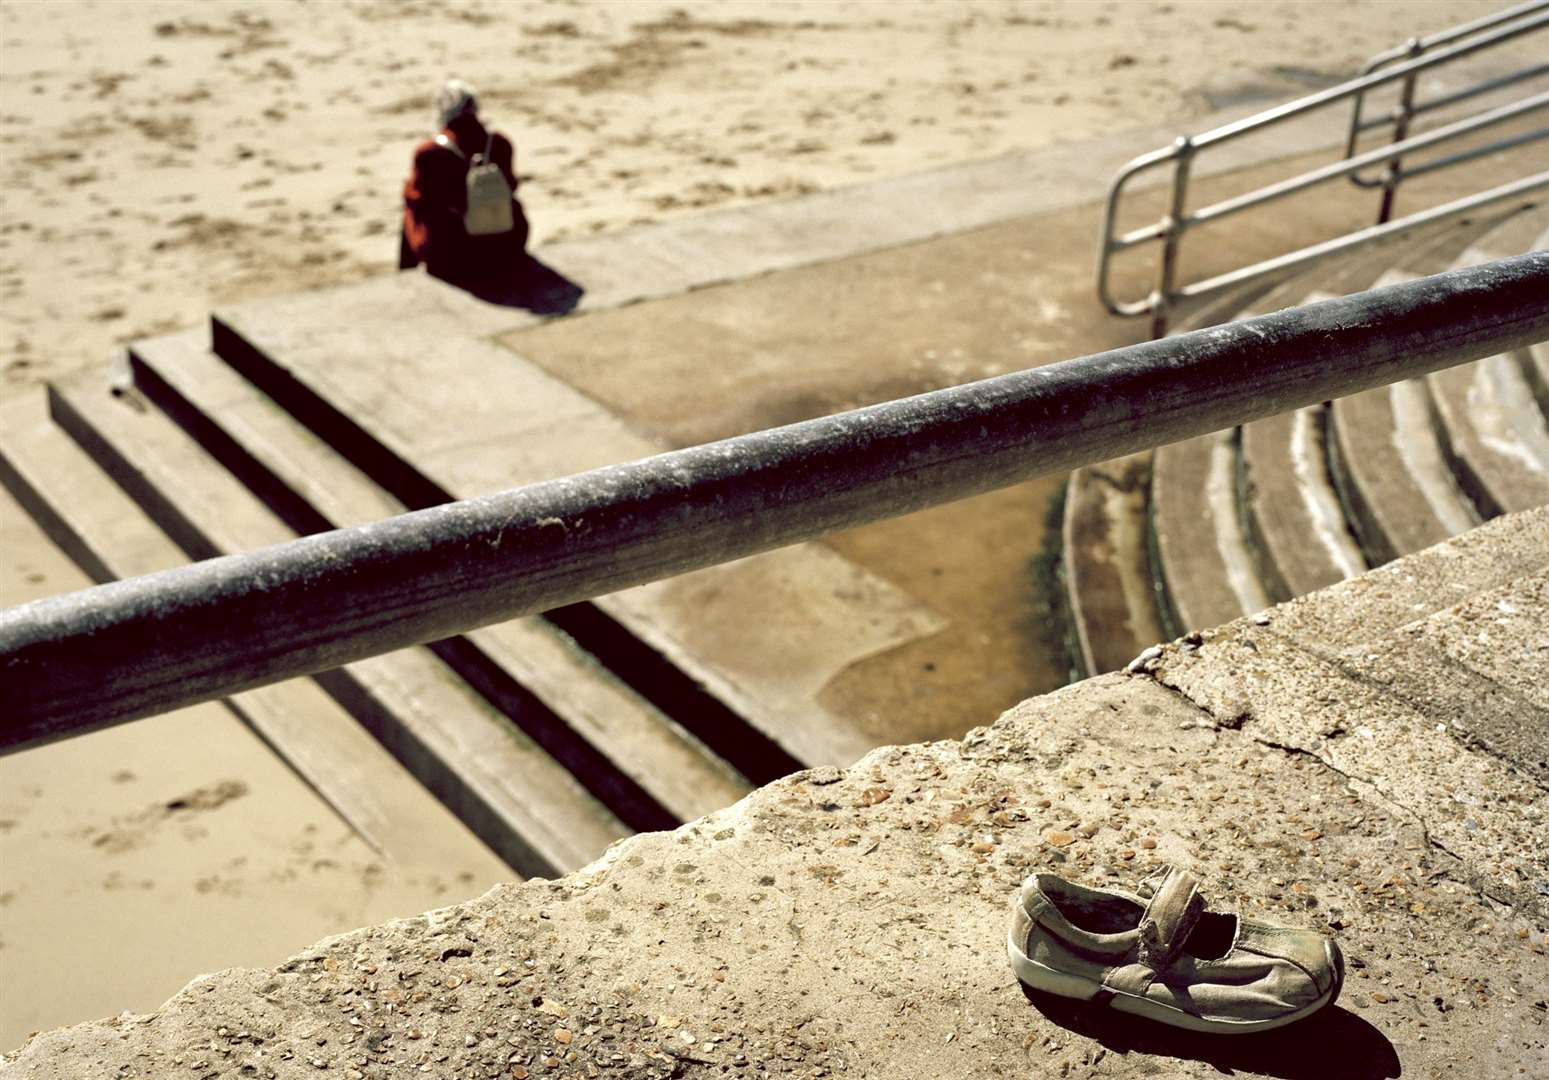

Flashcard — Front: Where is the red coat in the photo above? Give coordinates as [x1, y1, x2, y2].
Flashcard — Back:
[402, 121, 526, 276]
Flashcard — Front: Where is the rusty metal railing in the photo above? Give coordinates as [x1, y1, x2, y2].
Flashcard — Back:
[1097, 1, 1549, 337]
[3, 253, 1547, 754]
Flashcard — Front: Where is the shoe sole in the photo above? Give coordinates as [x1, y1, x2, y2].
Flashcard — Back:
[1008, 932, 1345, 1035]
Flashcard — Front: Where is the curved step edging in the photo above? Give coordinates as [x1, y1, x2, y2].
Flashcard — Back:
[1425, 353, 1549, 518]
[1150, 429, 1267, 634]
[1061, 454, 1166, 677]
[1240, 405, 1366, 601]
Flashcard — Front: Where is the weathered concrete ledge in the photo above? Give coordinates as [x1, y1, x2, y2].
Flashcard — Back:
[7, 511, 1547, 1078]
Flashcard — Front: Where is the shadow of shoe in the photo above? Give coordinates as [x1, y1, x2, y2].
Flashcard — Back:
[460, 254, 584, 315]
[1019, 984, 1401, 1080]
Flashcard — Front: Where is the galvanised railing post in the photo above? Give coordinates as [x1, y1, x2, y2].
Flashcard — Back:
[1378, 38, 1425, 225]
[1150, 137, 1194, 339]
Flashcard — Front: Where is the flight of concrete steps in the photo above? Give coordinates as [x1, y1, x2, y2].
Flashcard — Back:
[1, 271, 947, 881]
[1064, 202, 1549, 674]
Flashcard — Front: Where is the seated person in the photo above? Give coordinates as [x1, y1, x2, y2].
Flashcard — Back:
[401, 79, 530, 286]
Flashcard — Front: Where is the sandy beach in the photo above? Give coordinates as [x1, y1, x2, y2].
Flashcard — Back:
[0, 0, 1516, 399]
[0, 0, 1527, 1052]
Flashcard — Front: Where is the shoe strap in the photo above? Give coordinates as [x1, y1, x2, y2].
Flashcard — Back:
[1135, 867, 1204, 972]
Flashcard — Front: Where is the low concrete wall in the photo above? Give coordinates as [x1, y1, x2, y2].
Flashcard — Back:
[7, 511, 1546, 1078]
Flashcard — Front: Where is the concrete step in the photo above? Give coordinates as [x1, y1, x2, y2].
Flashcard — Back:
[0, 392, 512, 878]
[1346, 569, 1549, 790]
[1070, 216, 1515, 662]
[1424, 207, 1549, 517]
[1060, 452, 1166, 674]
[45, 373, 628, 877]
[1170, 228, 1421, 335]
[1255, 503, 1549, 652]
[1145, 235, 1462, 633]
[128, 330, 751, 830]
[1329, 367, 1479, 565]
[1232, 217, 1509, 591]
[1428, 350, 1549, 515]
[1321, 207, 1528, 565]
[1229, 252, 1413, 601]
[208, 273, 945, 772]
[1164, 256, 1380, 627]
[1149, 427, 1268, 633]
[1240, 404, 1367, 600]
[1167, 276, 1285, 334]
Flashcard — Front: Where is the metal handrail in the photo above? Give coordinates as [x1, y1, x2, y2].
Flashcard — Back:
[1344, 0, 1549, 217]
[1350, 62, 1549, 139]
[4, 253, 1547, 754]
[1359, 0, 1549, 64]
[1097, 3, 1549, 335]
[1347, 0, 1549, 141]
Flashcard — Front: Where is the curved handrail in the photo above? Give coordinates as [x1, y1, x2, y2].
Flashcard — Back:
[1345, 0, 1549, 190]
[1096, 5, 1549, 333]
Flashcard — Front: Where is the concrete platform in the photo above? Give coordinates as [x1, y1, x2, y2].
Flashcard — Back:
[9, 508, 1546, 1078]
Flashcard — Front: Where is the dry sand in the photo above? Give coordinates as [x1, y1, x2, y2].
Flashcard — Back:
[0, 0, 1518, 397]
[0, 0, 1528, 1053]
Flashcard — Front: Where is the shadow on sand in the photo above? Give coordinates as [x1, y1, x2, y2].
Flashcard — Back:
[1020, 984, 1401, 1079]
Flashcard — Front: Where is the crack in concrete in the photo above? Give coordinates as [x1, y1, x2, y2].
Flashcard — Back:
[1127, 665, 1445, 854]
[1247, 732, 1443, 851]
[1268, 629, 1549, 797]
[1130, 658, 1540, 917]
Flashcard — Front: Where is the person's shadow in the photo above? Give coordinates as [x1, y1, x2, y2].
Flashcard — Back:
[399, 228, 585, 316]
[1020, 984, 1402, 1079]
[457, 253, 584, 316]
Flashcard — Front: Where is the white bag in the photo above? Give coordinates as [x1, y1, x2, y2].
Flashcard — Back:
[436, 133, 515, 237]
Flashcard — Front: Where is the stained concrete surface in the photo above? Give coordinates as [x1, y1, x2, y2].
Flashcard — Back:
[1145, 507, 1549, 923]
[8, 510, 1546, 1078]
[495, 143, 1549, 744]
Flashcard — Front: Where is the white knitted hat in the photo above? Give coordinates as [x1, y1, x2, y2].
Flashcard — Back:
[434, 78, 479, 128]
